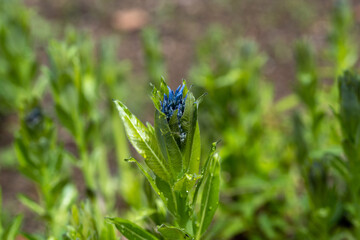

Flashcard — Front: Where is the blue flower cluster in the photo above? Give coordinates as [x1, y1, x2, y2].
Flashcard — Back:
[160, 84, 187, 141]
[161, 84, 187, 122]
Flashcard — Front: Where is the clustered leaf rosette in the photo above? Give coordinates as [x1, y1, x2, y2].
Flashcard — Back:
[112, 78, 220, 240]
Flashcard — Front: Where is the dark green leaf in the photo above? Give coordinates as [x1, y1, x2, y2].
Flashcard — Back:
[338, 71, 360, 142]
[156, 176, 177, 216]
[55, 103, 76, 136]
[328, 154, 350, 182]
[155, 110, 183, 179]
[181, 93, 201, 175]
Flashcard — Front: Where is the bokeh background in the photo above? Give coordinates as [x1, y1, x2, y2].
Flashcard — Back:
[23, 0, 347, 95]
[1, 0, 360, 239]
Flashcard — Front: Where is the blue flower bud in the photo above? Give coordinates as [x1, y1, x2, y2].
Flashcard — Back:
[160, 83, 187, 141]
[160, 84, 186, 122]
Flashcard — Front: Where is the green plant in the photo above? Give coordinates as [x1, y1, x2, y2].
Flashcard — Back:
[328, 0, 357, 77]
[98, 37, 142, 209]
[189, 26, 296, 239]
[109, 79, 221, 240]
[47, 30, 115, 206]
[292, 71, 360, 240]
[337, 71, 360, 238]
[64, 201, 117, 240]
[0, 0, 42, 113]
[0, 189, 23, 240]
[15, 105, 77, 238]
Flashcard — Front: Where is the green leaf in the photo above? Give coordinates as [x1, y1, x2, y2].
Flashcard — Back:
[338, 71, 360, 142]
[114, 100, 170, 181]
[55, 103, 76, 136]
[192, 143, 217, 206]
[168, 110, 181, 144]
[106, 217, 159, 240]
[155, 110, 183, 179]
[18, 194, 45, 216]
[100, 222, 117, 240]
[181, 93, 201, 175]
[14, 137, 35, 168]
[3, 215, 23, 240]
[126, 157, 167, 206]
[58, 185, 78, 211]
[150, 84, 162, 110]
[189, 123, 201, 174]
[155, 176, 177, 216]
[196, 153, 220, 239]
[157, 224, 193, 240]
[328, 154, 350, 182]
[173, 173, 201, 193]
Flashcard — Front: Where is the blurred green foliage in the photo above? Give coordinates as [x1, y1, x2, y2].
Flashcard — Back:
[0, 0, 43, 113]
[141, 27, 166, 85]
[15, 105, 77, 238]
[0, 0, 360, 239]
[189, 25, 296, 240]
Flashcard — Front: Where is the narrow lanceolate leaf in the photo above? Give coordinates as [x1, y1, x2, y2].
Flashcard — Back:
[4, 215, 23, 240]
[157, 224, 193, 240]
[189, 123, 201, 174]
[114, 100, 170, 181]
[126, 157, 167, 204]
[106, 218, 159, 240]
[18, 194, 45, 216]
[155, 176, 178, 216]
[193, 143, 217, 206]
[181, 93, 201, 175]
[155, 110, 183, 179]
[196, 153, 220, 239]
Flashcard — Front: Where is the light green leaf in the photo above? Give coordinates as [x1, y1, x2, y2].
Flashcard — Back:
[18, 194, 45, 216]
[106, 217, 159, 240]
[173, 173, 201, 193]
[3, 215, 23, 240]
[100, 222, 117, 240]
[192, 143, 217, 206]
[114, 100, 170, 181]
[189, 123, 201, 174]
[157, 224, 193, 240]
[58, 185, 77, 211]
[196, 153, 220, 239]
[14, 137, 34, 168]
[155, 110, 182, 179]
